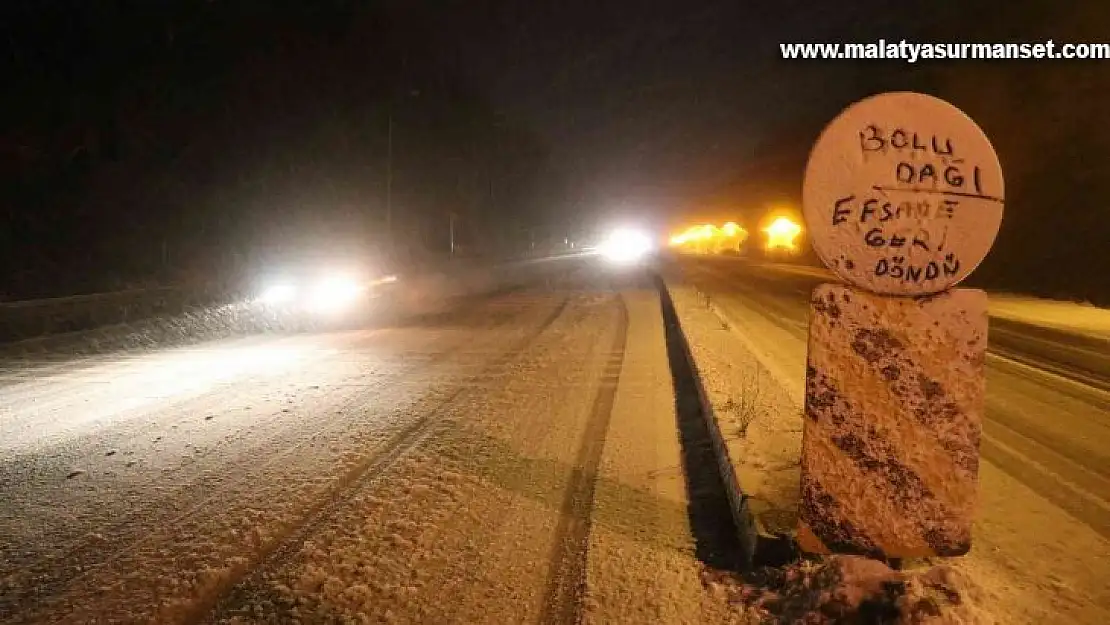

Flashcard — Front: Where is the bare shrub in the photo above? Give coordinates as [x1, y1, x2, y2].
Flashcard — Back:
[720, 369, 767, 438]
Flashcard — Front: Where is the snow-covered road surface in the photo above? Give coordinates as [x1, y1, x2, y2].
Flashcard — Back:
[674, 256, 1110, 624]
[1, 268, 745, 624]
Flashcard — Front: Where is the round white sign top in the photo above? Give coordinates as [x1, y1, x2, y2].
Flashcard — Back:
[802, 91, 1004, 296]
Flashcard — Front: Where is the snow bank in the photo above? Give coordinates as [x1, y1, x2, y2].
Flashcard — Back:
[1, 258, 583, 365]
[0, 302, 280, 362]
[988, 293, 1110, 341]
[707, 555, 992, 624]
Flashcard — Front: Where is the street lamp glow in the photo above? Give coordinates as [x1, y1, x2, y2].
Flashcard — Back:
[763, 217, 802, 251]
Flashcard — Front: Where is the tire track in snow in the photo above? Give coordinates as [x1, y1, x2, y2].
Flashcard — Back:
[4, 293, 566, 624]
[539, 293, 628, 625]
[2, 330, 477, 621]
[197, 294, 573, 624]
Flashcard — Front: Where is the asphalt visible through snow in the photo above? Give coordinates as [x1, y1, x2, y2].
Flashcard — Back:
[0, 264, 742, 624]
[676, 255, 1110, 546]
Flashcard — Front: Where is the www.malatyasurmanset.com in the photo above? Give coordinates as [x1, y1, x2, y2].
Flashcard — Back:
[780, 40, 1110, 62]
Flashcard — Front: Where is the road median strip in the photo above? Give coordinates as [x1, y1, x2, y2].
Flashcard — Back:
[660, 270, 830, 569]
[659, 276, 784, 569]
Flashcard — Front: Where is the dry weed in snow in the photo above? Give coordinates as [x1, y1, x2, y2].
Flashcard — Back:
[719, 369, 768, 439]
[706, 556, 992, 625]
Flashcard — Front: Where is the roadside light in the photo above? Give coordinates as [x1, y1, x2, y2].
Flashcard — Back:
[668, 222, 755, 255]
[668, 226, 704, 247]
[721, 222, 748, 241]
[763, 217, 803, 251]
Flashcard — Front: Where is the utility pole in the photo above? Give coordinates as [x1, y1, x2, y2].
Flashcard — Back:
[386, 112, 393, 242]
[449, 212, 456, 259]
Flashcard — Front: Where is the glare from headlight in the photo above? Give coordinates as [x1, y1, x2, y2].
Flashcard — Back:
[308, 276, 364, 313]
[260, 283, 297, 305]
[599, 228, 653, 264]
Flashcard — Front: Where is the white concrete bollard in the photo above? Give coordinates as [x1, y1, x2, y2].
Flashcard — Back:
[796, 92, 1004, 559]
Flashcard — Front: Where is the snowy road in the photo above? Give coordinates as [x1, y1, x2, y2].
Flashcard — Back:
[1, 267, 742, 624]
[675, 256, 1110, 624]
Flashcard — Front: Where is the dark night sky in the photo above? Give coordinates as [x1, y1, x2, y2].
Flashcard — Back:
[438, 0, 915, 216]
[2, 1, 1108, 302]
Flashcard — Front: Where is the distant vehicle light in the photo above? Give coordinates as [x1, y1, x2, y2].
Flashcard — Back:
[308, 275, 364, 313]
[600, 228, 653, 264]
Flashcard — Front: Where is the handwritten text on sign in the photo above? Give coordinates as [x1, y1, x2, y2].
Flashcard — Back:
[801, 93, 1004, 295]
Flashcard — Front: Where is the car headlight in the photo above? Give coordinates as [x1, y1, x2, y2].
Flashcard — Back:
[599, 228, 653, 264]
[260, 283, 297, 305]
[308, 275, 364, 313]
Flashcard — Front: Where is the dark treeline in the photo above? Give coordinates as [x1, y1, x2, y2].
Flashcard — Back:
[0, 1, 552, 299]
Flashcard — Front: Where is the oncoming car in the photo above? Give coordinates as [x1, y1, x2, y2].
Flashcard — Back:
[254, 267, 399, 331]
[597, 227, 655, 265]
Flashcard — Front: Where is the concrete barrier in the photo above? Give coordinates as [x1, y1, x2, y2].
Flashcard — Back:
[656, 277, 759, 570]
[658, 273, 804, 570]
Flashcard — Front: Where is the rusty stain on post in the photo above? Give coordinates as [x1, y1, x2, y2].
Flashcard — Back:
[797, 283, 987, 558]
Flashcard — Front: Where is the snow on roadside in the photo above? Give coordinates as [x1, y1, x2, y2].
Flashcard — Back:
[0, 302, 277, 364]
[706, 555, 992, 624]
[988, 293, 1110, 341]
[701, 258, 1110, 341]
